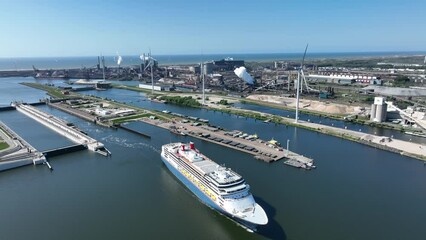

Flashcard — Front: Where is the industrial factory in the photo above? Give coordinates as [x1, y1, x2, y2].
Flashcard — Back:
[9, 53, 424, 135]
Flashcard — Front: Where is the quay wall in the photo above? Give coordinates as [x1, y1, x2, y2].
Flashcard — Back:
[0, 159, 33, 172]
[0, 106, 15, 112]
[43, 144, 86, 158]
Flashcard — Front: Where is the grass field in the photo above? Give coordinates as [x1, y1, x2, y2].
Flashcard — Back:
[0, 141, 9, 150]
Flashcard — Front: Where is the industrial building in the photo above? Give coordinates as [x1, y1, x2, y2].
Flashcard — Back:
[370, 97, 387, 122]
[213, 58, 245, 71]
[139, 83, 164, 91]
[203, 62, 214, 75]
[307, 74, 382, 85]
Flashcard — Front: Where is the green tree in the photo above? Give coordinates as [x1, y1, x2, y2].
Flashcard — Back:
[393, 75, 410, 87]
[218, 99, 229, 105]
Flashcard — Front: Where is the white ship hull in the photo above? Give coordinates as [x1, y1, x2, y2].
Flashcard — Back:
[161, 142, 268, 231]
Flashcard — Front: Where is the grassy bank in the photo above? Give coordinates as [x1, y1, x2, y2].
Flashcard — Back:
[111, 111, 170, 124]
[0, 142, 9, 150]
[20, 82, 72, 99]
[111, 113, 152, 124]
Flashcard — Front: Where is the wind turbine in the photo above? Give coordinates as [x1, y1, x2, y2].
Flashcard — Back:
[295, 44, 309, 123]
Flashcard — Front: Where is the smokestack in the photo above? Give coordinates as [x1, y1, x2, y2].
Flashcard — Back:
[101, 55, 106, 80]
[234, 67, 255, 85]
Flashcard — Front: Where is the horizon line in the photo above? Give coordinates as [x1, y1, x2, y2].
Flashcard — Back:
[1, 50, 426, 59]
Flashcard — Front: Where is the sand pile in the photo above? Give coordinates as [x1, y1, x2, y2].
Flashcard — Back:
[247, 94, 358, 114]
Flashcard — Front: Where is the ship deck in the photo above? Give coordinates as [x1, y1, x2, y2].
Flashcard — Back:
[166, 143, 242, 184]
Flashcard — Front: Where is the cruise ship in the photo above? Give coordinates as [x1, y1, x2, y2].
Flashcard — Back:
[161, 142, 268, 232]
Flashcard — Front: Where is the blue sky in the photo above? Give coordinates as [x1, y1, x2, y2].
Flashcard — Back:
[0, 0, 425, 57]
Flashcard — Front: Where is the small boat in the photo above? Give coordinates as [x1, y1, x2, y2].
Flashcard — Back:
[232, 132, 242, 138]
[268, 138, 280, 146]
[240, 133, 248, 138]
[246, 134, 258, 140]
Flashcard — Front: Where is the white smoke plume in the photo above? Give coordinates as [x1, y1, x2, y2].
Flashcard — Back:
[117, 55, 123, 65]
[234, 67, 254, 85]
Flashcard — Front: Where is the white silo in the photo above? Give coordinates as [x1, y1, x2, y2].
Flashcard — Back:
[370, 104, 377, 121]
[371, 97, 387, 122]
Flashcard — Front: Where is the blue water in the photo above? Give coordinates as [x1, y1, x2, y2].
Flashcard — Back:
[1, 51, 425, 70]
[0, 77, 47, 106]
[233, 102, 426, 144]
[81, 87, 426, 144]
[1, 78, 426, 240]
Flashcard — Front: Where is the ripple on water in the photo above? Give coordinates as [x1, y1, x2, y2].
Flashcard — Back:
[101, 134, 160, 153]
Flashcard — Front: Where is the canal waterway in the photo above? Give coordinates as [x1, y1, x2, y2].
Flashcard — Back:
[84, 87, 426, 144]
[0, 77, 47, 107]
[1, 77, 426, 240]
[233, 102, 426, 144]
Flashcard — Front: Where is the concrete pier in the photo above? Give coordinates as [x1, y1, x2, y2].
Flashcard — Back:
[15, 103, 110, 156]
[46, 101, 110, 127]
[42, 144, 86, 158]
[0, 121, 46, 172]
[142, 117, 313, 164]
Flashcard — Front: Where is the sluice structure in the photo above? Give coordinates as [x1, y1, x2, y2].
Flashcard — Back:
[15, 103, 110, 156]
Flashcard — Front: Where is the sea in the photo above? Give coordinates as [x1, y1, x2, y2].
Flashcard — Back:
[0, 51, 425, 71]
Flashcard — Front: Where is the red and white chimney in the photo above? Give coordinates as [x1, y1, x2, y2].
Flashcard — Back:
[189, 142, 195, 150]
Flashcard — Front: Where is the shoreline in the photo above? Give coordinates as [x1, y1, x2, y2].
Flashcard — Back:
[18, 82, 426, 162]
[1, 51, 425, 71]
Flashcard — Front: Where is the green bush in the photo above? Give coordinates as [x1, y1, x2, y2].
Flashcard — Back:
[159, 96, 201, 107]
[218, 99, 230, 105]
[393, 75, 410, 87]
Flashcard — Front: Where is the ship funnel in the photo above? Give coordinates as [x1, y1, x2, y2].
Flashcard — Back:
[189, 142, 195, 150]
[181, 144, 185, 151]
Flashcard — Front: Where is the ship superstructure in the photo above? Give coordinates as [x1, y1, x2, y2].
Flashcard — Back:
[161, 142, 268, 231]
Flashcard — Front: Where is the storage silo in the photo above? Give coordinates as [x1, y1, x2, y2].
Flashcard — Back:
[189, 65, 200, 74]
[372, 97, 387, 122]
[376, 102, 387, 122]
[370, 104, 377, 121]
[203, 62, 214, 75]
